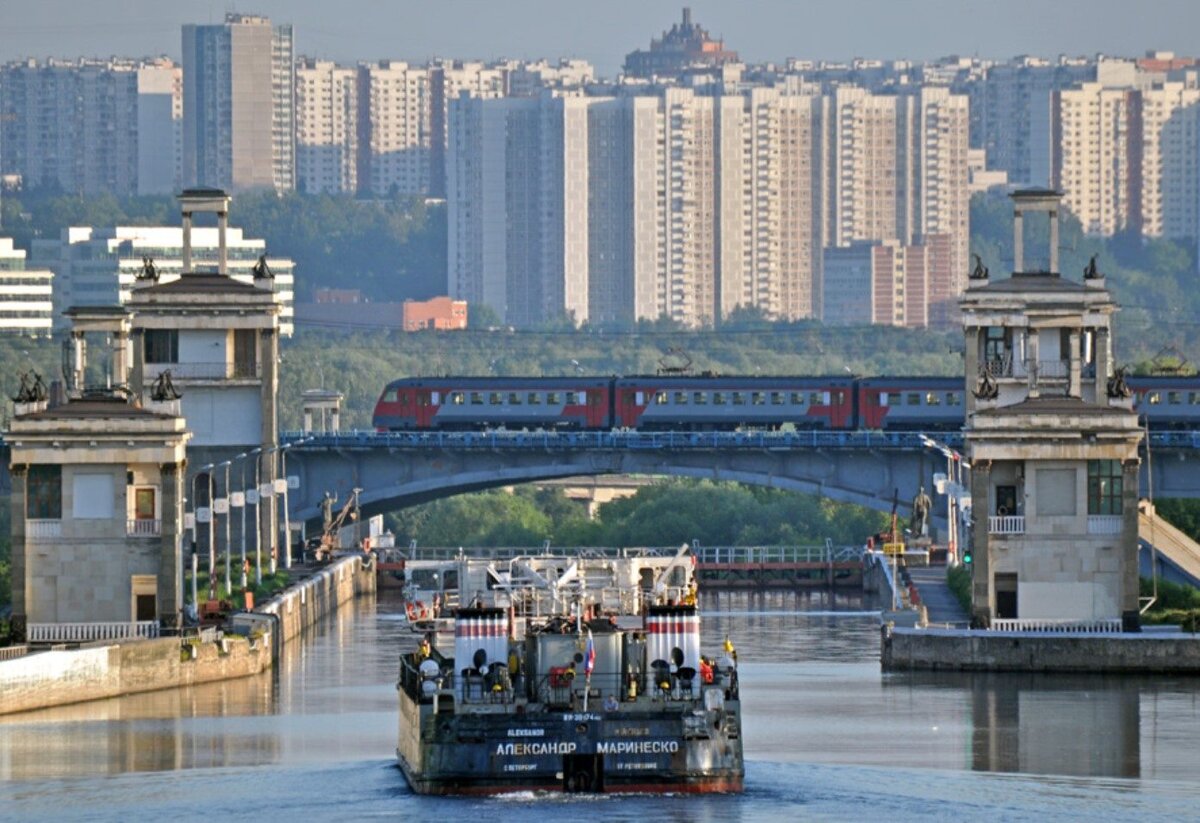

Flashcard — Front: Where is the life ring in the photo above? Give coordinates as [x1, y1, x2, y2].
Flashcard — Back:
[406, 600, 430, 621]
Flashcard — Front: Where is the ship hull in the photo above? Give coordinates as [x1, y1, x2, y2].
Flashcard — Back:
[397, 689, 743, 796]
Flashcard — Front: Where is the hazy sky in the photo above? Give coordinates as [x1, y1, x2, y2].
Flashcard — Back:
[3, 0, 1199, 76]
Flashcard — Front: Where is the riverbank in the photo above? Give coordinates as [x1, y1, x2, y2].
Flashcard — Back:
[0, 554, 375, 716]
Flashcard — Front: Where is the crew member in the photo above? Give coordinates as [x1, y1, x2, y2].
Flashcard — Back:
[417, 634, 432, 661]
[603, 694, 619, 712]
[724, 635, 737, 664]
[699, 656, 714, 685]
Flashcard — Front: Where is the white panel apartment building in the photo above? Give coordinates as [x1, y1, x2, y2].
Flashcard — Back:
[31, 227, 294, 336]
[0, 57, 181, 195]
[1052, 80, 1200, 240]
[0, 238, 53, 336]
[295, 59, 359, 193]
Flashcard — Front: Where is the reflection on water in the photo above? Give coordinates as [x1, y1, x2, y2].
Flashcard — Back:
[3, 585, 1200, 816]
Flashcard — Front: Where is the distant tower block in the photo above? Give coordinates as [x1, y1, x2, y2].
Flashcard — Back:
[302, 389, 344, 434]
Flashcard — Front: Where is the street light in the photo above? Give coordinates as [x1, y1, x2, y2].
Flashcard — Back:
[191, 462, 216, 600]
[249, 446, 263, 585]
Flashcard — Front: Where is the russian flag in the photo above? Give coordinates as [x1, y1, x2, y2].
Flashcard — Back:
[584, 629, 595, 677]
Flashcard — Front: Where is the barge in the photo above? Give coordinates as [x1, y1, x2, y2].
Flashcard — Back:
[395, 550, 743, 794]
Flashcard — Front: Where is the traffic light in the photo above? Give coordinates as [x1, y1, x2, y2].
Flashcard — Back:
[962, 546, 973, 566]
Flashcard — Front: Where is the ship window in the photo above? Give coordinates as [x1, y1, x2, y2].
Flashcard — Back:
[770, 392, 784, 405]
[470, 392, 484, 405]
[674, 391, 688, 405]
[926, 392, 941, 405]
[693, 392, 708, 405]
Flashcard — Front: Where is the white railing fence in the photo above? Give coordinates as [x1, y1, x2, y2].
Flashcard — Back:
[1087, 515, 1123, 535]
[27, 621, 160, 643]
[26, 519, 62, 539]
[991, 618, 1122, 634]
[988, 516, 1025, 534]
[127, 519, 162, 537]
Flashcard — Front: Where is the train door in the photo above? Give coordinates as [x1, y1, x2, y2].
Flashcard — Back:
[416, 390, 442, 428]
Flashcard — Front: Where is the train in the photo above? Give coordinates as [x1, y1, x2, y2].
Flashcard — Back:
[372, 374, 1200, 433]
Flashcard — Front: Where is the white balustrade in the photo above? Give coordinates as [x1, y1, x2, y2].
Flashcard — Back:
[127, 519, 162, 537]
[1087, 515, 1123, 535]
[988, 515, 1025, 534]
[991, 618, 1122, 634]
[26, 621, 160, 643]
[26, 519, 61, 539]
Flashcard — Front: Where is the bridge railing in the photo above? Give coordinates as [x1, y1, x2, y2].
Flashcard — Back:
[396, 545, 864, 565]
[282, 429, 968, 452]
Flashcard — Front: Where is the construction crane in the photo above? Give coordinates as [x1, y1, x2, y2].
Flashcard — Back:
[311, 487, 362, 562]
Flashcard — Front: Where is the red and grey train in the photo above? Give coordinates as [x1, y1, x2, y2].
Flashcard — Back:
[372, 374, 1200, 433]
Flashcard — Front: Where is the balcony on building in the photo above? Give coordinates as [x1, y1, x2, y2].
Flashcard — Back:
[142, 327, 260, 383]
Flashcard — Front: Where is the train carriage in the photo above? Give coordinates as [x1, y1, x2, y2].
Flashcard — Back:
[373, 377, 613, 431]
[1127, 376, 1200, 429]
[857, 376, 966, 431]
[614, 376, 856, 431]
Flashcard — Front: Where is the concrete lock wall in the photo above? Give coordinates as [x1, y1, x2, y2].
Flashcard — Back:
[0, 634, 271, 716]
[257, 555, 376, 647]
[881, 626, 1200, 673]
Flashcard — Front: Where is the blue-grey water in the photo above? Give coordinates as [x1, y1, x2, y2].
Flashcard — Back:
[3, 590, 1200, 821]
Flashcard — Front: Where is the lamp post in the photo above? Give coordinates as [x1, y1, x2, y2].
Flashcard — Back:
[279, 439, 307, 570]
[249, 446, 263, 585]
[919, 435, 971, 565]
[220, 460, 232, 596]
[234, 452, 248, 588]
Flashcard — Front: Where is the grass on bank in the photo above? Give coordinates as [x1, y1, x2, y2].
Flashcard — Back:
[190, 566, 291, 610]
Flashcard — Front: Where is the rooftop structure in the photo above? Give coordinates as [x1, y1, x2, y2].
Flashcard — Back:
[623, 8, 739, 80]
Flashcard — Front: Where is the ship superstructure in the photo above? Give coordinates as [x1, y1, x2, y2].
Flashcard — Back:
[396, 550, 743, 794]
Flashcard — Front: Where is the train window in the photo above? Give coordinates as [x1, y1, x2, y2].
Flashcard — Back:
[693, 392, 708, 405]
[547, 392, 561, 405]
[1169, 391, 1181, 405]
[470, 392, 484, 405]
[451, 392, 465, 405]
[1148, 392, 1162, 405]
[1191, 392, 1200, 405]
[398, 392, 410, 405]
[589, 392, 602, 406]
[809, 392, 821, 405]
[946, 392, 961, 406]
[489, 392, 502, 405]
[417, 394, 429, 407]
[656, 391, 669, 404]
[752, 392, 765, 405]
[382, 389, 398, 403]
[713, 392, 727, 405]
[907, 393, 921, 406]
[791, 392, 805, 405]
[925, 392, 941, 406]
[889, 392, 902, 406]
[731, 392, 745, 405]
[770, 392, 784, 405]
[623, 392, 636, 405]
[508, 392, 522, 405]
[528, 392, 541, 405]
[834, 391, 846, 405]
[674, 391, 688, 405]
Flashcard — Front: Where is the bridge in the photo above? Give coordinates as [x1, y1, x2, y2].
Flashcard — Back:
[277, 429, 1200, 532]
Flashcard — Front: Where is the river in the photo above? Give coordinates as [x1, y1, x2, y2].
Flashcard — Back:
[3, 590, 1200, 821]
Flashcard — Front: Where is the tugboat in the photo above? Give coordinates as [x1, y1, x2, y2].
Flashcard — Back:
[395, 549, 743, 794]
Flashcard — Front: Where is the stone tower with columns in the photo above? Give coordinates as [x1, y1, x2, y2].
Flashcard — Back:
[960, 189, 1144, 630]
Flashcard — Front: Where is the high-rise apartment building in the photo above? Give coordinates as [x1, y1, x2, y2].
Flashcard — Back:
[448, 93, 593, 326]
[0, 57, 181, 195]
[357, 61, 433, 197]
[1051, 80, 1200, 240]
[295, 59, 358, 193]
[182, 13, 294, 192]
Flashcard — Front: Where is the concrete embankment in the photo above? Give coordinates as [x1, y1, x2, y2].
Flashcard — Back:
[0, 634, 270, 715]
[0, 555, 375, 716]
[882, 625, 1200, 673]
[238, 554, 376, 651]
